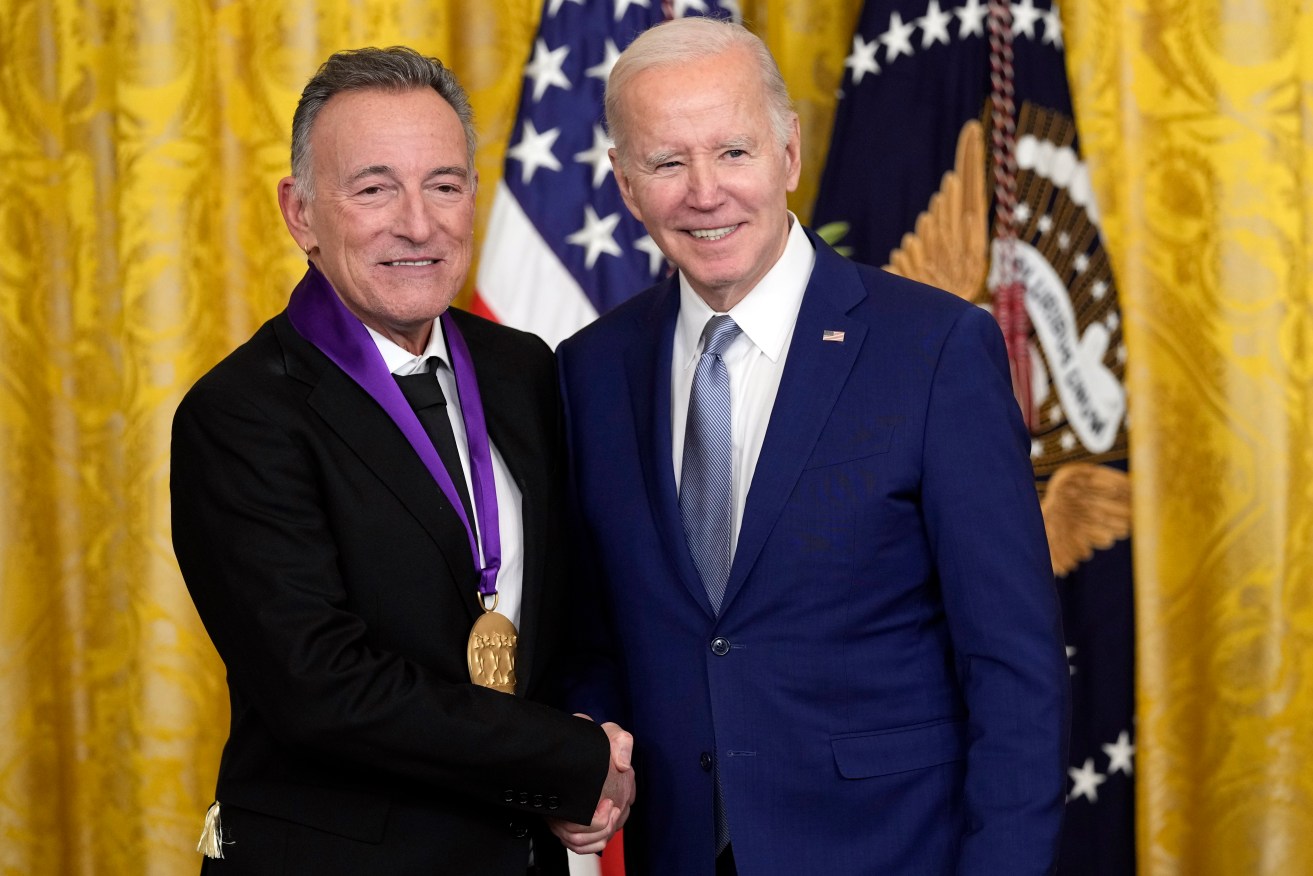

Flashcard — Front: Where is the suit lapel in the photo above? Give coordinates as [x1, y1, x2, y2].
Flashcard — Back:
[626, 280, 717, 616]
[720, 236, 869, 615]
[276, 316, 482, 625]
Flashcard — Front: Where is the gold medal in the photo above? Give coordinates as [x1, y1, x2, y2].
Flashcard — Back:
[466, 592, 518, 693]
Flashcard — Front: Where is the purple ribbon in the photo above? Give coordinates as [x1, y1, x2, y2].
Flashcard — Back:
[286, 264, 502, 597]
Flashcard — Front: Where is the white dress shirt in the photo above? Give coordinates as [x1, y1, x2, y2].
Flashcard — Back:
[671, 214, 816, 559]
[368, 321, 525, 629]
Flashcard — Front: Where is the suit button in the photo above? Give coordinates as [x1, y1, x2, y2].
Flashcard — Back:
[532, 794, 544, 808]
[547, 795, 560, 811]
[519, 791, 530, 805]
[710, 637, 730, 656]
[510, 822, 530, 839]
[503, 789, 515, 803]
[700, 752, 712, 772]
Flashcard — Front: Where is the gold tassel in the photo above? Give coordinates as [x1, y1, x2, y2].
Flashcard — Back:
[197, 801, 225, 859]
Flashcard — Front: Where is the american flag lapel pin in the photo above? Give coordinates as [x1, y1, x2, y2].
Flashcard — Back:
[822, 329, 845, 342]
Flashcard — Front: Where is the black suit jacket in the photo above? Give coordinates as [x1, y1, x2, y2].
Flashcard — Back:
[172, 306, 608, 875]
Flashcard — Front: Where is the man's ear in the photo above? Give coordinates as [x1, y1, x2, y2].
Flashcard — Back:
[278, 176, 316, 253]
[609, 149, 643, 223]
[784, 114, 802, 193]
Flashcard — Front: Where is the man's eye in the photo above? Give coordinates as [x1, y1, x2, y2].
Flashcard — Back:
[725, 149, 746, 159]
[358, 185, 384, 195]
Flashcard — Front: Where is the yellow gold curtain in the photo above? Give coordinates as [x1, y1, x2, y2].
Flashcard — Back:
[1064, 1, 1313, 873]
[0, 2, 539, 872]
[2, 1, 1310, 873]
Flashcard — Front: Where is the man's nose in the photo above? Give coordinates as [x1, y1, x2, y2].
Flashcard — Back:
[392, 192, 435, 242]
[684, 163, 723, 211]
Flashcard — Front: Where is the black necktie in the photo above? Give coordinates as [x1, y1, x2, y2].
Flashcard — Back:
[394, 359, 476, 532]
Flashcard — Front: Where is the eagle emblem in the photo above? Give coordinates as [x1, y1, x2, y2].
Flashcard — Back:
[880, 114, 1132, 576]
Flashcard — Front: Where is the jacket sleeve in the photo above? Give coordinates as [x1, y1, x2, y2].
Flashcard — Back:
[919, 305, 1071, 875]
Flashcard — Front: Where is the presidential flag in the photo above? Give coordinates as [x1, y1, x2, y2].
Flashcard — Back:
[475, 0, 742, 348]
[813, 3, 1135, 873]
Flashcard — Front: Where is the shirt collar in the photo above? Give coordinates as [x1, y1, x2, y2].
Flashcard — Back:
[366, 318, 450, 376]
[676, 213, 815, 368]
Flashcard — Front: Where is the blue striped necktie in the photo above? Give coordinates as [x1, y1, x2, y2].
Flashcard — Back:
[680, 313, 742, 615]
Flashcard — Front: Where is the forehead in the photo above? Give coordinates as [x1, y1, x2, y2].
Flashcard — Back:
[623, 48, 768, 147]
[311, 87, 467, 172]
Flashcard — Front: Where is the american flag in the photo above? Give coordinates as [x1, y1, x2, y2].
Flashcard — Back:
[473, 3, 739, 874]
[813, 2, 1136, 873]
[475, 0, 741, 348]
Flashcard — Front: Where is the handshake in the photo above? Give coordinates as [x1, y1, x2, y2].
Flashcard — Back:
[549, 718, 636, 855]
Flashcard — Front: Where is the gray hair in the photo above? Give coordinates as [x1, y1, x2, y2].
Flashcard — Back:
[605, 17, 794, 166]
[290, 46, 477, 199]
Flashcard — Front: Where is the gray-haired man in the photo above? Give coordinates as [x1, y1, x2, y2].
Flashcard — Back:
[172, 46, 633, 875]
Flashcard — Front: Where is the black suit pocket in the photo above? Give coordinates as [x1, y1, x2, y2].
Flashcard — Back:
[219, 781, 389, 844]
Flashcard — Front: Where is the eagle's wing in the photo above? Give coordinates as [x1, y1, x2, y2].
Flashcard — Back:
[1041, 462, 1133, 577]
[884, 119, 989, 303]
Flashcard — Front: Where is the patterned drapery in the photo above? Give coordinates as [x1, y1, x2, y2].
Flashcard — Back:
[1, 1, 1309, 873]
[1065, 2, 1313, 873]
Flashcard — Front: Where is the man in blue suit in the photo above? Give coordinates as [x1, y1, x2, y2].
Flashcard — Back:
[555, 16, 1070, 876]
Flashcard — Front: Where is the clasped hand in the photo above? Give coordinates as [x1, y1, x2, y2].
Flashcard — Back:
[548, 719, 635, 855]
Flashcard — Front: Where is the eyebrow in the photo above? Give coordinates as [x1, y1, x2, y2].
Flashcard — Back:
[640, 137, 757, 167]
[641, 150, 678, 167]
[346, 165, 470, 183]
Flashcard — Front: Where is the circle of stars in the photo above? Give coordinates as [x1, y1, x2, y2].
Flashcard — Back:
[842, 0, 1065, 90]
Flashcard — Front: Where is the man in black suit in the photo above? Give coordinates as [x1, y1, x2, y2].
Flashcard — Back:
[171, 46, 632, 875]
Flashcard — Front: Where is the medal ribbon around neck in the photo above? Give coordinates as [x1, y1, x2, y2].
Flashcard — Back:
[286, 264, 502, 598]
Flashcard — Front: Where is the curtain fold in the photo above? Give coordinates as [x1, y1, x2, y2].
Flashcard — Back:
[1064, 2, 1313, 873]
[2, 1, 1310, 873]
[0, 4, 536, 872]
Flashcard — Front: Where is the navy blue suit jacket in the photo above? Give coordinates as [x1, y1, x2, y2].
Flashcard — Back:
[557, 231, 1070, 875]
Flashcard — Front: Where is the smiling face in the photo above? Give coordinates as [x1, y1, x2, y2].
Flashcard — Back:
[610, 45, 800, 312]
[278, 86, 476, 353]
